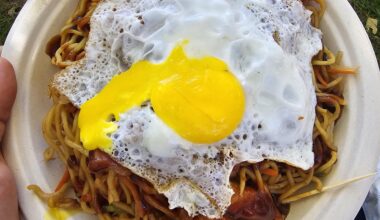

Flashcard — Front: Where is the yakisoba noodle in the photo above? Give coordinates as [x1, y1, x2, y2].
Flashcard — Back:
[47, 0, 100, 68]
[29, 0, 357, 219]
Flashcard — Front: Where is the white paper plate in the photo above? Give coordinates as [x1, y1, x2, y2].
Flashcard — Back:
[3, 0, 380, 219]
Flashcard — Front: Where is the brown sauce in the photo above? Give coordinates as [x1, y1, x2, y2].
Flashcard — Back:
[45, 34, 61, 58]
[88, 149, 131, 176]
[88, 150, 283, 219]
[226, 186, 277, 220]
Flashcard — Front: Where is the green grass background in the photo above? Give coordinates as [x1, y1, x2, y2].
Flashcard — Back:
[351, 0, 380, 64]
[0, 0, 379, 63]
[0, 0, 25, 46]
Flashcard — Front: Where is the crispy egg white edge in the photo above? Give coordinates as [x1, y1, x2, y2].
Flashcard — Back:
[52, 0, 322, 217]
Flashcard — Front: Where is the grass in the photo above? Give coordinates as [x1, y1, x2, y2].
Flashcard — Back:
[351, 0, 380, 64]
[0, 0, 379, 64]
[0, 0, 25, 45]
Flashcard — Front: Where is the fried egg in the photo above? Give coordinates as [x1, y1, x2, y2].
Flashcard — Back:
[52, 0, 322, 218]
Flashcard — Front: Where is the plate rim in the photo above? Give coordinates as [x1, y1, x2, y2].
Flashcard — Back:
[2, 0, 380, 219]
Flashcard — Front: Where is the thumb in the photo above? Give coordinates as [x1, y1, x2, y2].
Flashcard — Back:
[0, 58, 19, 220]
[0, 57, 17, 143]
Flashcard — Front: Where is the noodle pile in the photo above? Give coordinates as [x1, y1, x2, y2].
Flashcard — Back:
[28, 0, 356, 219]
[47, 0, 100, 68]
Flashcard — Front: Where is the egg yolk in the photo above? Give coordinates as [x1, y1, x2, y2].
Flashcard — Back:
[78, 43, 245, 151]
[44, 208, 71, 220]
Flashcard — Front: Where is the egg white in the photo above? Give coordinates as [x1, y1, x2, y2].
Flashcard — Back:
[53, 0, 322, 217]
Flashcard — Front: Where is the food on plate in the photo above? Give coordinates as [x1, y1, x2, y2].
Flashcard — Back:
[28, 0, 356, 219]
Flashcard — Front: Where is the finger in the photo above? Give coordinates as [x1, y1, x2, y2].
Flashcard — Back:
[0, 162, 19, 220]
[0, 57, 19, 220]
[0, 57, 17, 142]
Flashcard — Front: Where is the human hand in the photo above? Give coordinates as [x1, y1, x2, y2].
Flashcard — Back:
[0, 57, 19, 220]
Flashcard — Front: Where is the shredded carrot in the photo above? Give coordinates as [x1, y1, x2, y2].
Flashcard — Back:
[81, 193, 92, 202]
[120, 176, 145, 218]
[317, 94, 346, 106]
[314, 67, 328, 86]
[55, 169, 70, 192]
[328, 66, 357, 75]
[77, 16, 91, 29]
[260, 168, 279, 177]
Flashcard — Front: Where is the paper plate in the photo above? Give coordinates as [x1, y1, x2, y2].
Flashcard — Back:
[2, 0, 380, 219]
